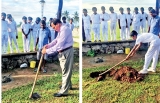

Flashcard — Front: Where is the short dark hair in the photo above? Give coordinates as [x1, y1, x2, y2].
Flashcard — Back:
[109, 6, 114, 11]
[149, 9, 156, 13]
[53, 19, 62, 25]
[92, 7, 97, 11]
[130, 30, 138, 37]
[119, 7, 123, 10]
[41, 20, 46, 25]
[62, 16, 66, 20]
[83, 9, 87, 12]
[70, 18, 73, 21]
[127, 7, 130, 10]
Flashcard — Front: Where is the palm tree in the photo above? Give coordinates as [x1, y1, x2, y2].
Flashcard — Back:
[73, 11, 79, 29]
[62, 10, 70, 21]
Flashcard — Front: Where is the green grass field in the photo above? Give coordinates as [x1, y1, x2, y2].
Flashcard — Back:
[2, 71, 79, 103]
[83, 59, 160, 103]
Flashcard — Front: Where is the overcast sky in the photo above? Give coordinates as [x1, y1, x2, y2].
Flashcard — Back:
[82, 0, 156, 15]
[2, 0, 79, 24]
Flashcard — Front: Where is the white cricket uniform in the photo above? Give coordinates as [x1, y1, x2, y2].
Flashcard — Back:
[32, 22, 40, 51]
[126, 13, 132, 40]
[62, 22, 70, 27]
[140, 12, 148, 33]
[135, 33, 160, 71]
[100, 13, 110, 41]
[82, 15, 91, 41]
[8, 20, 19, 53]
[118, 13, 127, 40]
[1, 20, 8, 54]
[147, 13, 152, 28]
[21, 23, 31, 52]
[109, 13, 118, 41]
[49, 26, 55, 41]
[91, 13, 100, 41]
[132, 12, 142, 33]
[28, 22, 33, 51]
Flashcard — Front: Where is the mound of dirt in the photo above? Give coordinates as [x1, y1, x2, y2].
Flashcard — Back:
[90, 66, 146, 83]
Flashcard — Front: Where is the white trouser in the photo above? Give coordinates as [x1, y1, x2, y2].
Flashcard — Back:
[8, 32, 19, 53]
[140, 21, 146, 33]
[22, 33, 31, 52]
[143, 42, 160, 70]
[32, 31, 37, 51]
[2, 31, 8, 54]
[110, 22, 116, 41]
[92, 24, 100, 41]
[133, 23, 140, 34]
[84, 29, 91, 41]
[102, 23, 108, 41]
[126, 24, 131, 40]
[120, 26, 126, 40]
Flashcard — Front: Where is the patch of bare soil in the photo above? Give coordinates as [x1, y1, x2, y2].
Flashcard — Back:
[2, 61, 78, 91]
[90, 66, 145, 83]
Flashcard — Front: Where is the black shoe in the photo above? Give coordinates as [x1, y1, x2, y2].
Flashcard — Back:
[87, 41, 91, 42]
[99, 40, 101, 42]
[59, 86, 73, 90]
[53, 93, 68, 97]
[94, 40, 97, 42]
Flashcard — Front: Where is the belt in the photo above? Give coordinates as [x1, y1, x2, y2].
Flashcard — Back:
[58, 46, 72, 53]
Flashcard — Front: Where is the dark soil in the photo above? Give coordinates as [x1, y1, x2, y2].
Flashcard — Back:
[90, 66, 146, 83]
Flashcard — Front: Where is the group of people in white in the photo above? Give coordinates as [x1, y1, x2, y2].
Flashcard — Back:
[82, 6, 159, 42]
[1, 12, 74, 54]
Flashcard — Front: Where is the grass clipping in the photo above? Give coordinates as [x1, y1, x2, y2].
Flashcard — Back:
[90, 66, 146, 83]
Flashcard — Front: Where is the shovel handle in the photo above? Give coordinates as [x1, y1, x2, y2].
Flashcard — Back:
[29, 54, 44, 98]
[99, 59, 126, 76]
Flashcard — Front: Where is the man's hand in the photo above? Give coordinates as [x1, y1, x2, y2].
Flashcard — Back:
[42, 47, 46, 54]
[119, 26, 121, 29]
[44, 44, 49, 49]
[126, 25, 128, 28]
[102, 18, 104, 21]
[16, 35, 18, 39]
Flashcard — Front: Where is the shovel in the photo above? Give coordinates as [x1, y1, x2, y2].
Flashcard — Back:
[96, 59, 126, 81]
[29, 54, 44, 99]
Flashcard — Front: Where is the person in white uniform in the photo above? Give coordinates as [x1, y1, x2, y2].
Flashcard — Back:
[21, 16, 31, 52]
[118, 7, 127, 40]
[49, 18, 55, 41]
[126, 30, 160, 74]
[140, 7, 148, 33]
[147, 7, 153, 29]
[28, 17, 33, 52]
[91, 7, 101, 42]
[126, 7, 132, 40]
[69, 18, 74, 31]
[1, 12, 8, 54]
[109, 6, 118, 41]
[100, 6, 110, 41]
[7, 14, 19, 53]
[62, 16, 70, 27]
[82, 9, 91, 42]
[32, 17, 41, 51]
[132, 7, 142, 34]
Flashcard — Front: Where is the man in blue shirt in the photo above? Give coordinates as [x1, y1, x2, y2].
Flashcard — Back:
[35, 20, 51, 73]
[148, 9, 160, 37]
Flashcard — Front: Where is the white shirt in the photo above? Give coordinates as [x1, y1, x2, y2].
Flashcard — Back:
[141, 12, 148, 22]
[109, 12, 118, 23]
[126, 13, 132, 24]
[69, 23, 74, 31]
[135, 33, 160, 46]
[49, 27, 55, 41]
[62, 22, 70, 27]
[100, 13, 110, 24]
[21, 23, 31, 34]
[132, 12, 142, 26]
[32, 22, 40, 32]
[118, 13, 127, 26]
[91, 13, 100, 24]
[8, 20, 17, 33]
[82, 15, 91, 29]
[1, 20, 8, 31]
